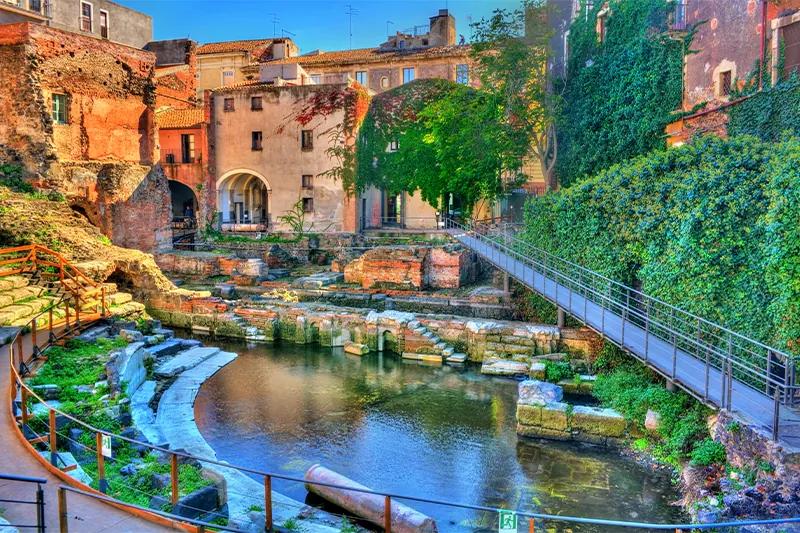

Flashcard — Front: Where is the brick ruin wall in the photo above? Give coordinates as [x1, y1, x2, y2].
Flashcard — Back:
[0, 23, 171, 253]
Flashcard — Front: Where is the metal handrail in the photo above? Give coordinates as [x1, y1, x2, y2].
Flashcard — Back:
[442, 217, 799, 439]
[6, 276, 800, 531]
[0, 472, 46, 532]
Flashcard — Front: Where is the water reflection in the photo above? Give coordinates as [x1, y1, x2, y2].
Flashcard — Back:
[193, 338, 684, 532]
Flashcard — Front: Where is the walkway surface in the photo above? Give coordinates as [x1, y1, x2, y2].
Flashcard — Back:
[0, 333, 174, 532]
[449, 229, 800, 447]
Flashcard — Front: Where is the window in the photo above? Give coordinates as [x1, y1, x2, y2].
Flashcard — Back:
[720, 70, 732, 96]
[355, 71, 367, 85]
[251, 96, 262, 110]
[380, 76, 389, 89]
[99, 10, 108, 39]
[301, 130, 313, 150]
[80, 1, 92, 32]
[302, 198, 314, 212]
[252, 131, 263, 151]
[181, 134, 195, 163]
[456, 64, 469, 85]
[399, 40, 406, 49]
[52, 94, 67, 124]
[403, 68, 415, 84]
[310, 74, 322, 85]
[223, 98, 234, 111]
[388, 140, 399, 152]
[222, 70, 234, 86]
[597, 13, 607, 42]
[302, 175, 313, 189]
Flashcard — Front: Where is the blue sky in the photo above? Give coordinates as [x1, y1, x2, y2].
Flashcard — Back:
[118, 0, 519, 52]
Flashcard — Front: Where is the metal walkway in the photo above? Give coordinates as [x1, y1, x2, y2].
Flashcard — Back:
[444, 220, 800, 445]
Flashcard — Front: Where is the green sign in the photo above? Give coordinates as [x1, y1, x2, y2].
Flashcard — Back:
[499, 510, 517, 533]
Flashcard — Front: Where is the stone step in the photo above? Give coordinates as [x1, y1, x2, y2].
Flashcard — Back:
[155, 347, 222, 378]
[109, 292, 132, 306]
[422, 331, 433, 339]
[0, 286, 46, 308]
[434, 342, 446, 350]
[412, 327, 426, 335]
[447, 353, 467, 364]
[407, 320, 420, 330]
[430, 336, 440, 344]
[147, 339, 184, 358]
[402, 352, 443, 364]
[442, 346, 455, 357]
[0, 276, 30, 291]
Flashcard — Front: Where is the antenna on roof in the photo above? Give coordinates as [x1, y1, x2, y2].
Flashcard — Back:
[282, 29, 296, 38]
[386, 20, 394, 38]
[269, 13, 280, 38]
[345, 5, 359, 50]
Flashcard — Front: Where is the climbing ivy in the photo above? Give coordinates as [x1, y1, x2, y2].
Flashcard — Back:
[521, 135, 800, 354]
[555, 0, 692, 187]
[728, 75, 800, 141]
[356, 79, 520, 215]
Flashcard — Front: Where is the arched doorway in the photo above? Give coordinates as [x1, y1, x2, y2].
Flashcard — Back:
[216, 170, 271, 227]
[169, 181, 198, 225]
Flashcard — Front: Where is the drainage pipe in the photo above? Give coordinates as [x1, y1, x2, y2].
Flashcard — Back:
[305, 464, 438, 533]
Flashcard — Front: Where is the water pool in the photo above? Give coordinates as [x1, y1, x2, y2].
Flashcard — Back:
[193, 338, 684, 532]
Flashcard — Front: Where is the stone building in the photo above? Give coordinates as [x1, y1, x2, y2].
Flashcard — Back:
[209, 81, 364, 233]
[157, 107, 213, 231]
[195, 37, 299, 103]
[147, 38, 199, 110]
[0, 0, 152, 48]
[0, 22, 171, 252]
[259, 9, 474, 95]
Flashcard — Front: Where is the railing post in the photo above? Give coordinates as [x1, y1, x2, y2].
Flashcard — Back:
[36, 482, 45, 533]
[96, 432, 107, 494]
[31, 319, 37, 351]
[101, 287, 106, 317]
[644, 300, 650, 362]
[171, 453, 179, 507]
[48, 307, 53, 334]
[773, 388, 781, 441]
[721, 359, 727, 410]
[265, 475, 273, 531]
[58, 486, 69, 533]
[727, 360, 733, 411]
[49, 408, 58, 467]
[65, 297, 70, 329]
[74, 292, 80, 327]
[16, 334, 23, 371]
[704, 348, 710, 402]
[21, 387, 29, 426]
[384, 495, 391, 533]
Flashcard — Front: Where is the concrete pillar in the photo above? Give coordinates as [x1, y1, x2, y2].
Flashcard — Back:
[666, 380, 677, 393]
[557, 307, 566, 328]
[503, 272, 510, 295]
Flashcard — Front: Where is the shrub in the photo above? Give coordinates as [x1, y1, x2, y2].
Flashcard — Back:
[543, 360, 574, 383]
[690, 439, 727, 467]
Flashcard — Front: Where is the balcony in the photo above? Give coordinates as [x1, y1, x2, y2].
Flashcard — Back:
[1, 0, 51, 19]
[162, 149, 196, 165]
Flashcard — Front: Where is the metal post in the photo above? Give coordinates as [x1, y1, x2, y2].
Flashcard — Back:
[621, 307, 626, 346]
[96, 433, 106, 494]
[384, 495, 391, 533]
[704, 349, 710, 401]
[670, 309, 677, 380]
[773, 388, 781, 441]
[31, 320, 37, 351]
[101, 287, 106, 317]
[601, 296, 605, 334]
[265, 476, 273, 531]
[49, 408, 58, 467]
[721, 360, 727, 410]
[644, 300, 650, 362]
[36, 482, 45, 533]
[171, 454, 179, 507]
[58, 486, 68, 533]
[48, 307, 53, 334]
[557, 308, 566, 329]
[727, 361, 733, 411]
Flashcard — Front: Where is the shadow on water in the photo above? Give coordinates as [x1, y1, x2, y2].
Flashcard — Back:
[189, 335, 685, 533]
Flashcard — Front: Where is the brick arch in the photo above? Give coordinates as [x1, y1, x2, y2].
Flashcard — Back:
[68, 198, 105, 233]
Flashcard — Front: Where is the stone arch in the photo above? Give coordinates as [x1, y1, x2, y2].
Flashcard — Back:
[168, 180, 198, 224]
[379, 328, 398, 353]
[216, 169, 271, 227]
[105, 267, 137, 294]
[68, 199, 103, 231]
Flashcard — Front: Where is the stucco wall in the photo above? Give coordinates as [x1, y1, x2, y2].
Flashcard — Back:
[212, 83, 354, 232]
[196, 53, 252, 101]
[49, 0, 152, 49]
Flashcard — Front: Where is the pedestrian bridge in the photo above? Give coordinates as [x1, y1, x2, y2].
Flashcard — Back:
[444, 219, 800, 445]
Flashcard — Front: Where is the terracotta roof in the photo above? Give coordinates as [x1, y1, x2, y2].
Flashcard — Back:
[156, 108, 204, 129]
[264, 45, 471, 67]
[213, 80, 275, 92]
[197, 39, 277, 55]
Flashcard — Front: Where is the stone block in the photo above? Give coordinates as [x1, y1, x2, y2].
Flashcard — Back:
[539, 403, 569, 431]
[570, 406, 626, 437]
[481, 357, 529, 377]
[516, 403, 542, 426]
[343, 342, 369, 355]
[519, 380, 563, 405]
[529, 362, 546, 380]
[645, 409, 662, 431]
[174, 485, 219, 519]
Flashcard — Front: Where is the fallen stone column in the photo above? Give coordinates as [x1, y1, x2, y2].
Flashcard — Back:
[304, 465, 438, 533]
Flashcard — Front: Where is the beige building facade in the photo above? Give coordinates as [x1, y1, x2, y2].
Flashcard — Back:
[210, 81, 359, 233]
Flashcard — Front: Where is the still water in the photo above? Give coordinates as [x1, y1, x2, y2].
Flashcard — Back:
[193, 338, 685, 532]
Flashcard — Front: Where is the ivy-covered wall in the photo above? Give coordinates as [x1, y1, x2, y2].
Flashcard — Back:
[521, 135, 800, 353]
[555, 0, 690, 188]
[728, 75, 800, 141]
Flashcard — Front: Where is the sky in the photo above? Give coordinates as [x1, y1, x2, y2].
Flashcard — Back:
[118, 0, 520, 53]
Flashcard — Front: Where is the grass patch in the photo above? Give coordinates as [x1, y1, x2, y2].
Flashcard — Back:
[28, 337, 127, 393]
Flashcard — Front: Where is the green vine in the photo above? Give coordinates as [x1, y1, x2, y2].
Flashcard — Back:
[555, 0, 694, 187]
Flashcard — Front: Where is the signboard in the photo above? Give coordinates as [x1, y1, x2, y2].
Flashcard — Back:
[101, 434, 112, 458]
[499, 510, 517, 533]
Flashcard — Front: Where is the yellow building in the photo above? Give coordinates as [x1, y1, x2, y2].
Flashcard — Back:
[196, 38, 299, 103]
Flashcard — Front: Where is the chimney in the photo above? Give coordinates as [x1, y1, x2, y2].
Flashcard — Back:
[429, 8, 456, 46]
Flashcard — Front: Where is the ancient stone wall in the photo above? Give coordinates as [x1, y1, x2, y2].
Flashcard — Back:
[344, 245, 478, 290]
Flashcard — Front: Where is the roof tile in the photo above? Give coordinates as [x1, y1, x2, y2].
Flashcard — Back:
[264, 45, 471, 67]
[197, 39, 276, 55]
[156, 108, 204, 129]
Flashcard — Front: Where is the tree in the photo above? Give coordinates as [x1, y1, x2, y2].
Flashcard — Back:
[470, 0, 560, 190]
